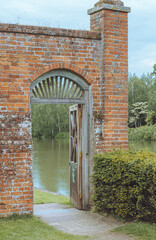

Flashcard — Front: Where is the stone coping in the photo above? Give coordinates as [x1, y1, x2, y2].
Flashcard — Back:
[0, 23, 101, 40]
[88, 3, 131, 15]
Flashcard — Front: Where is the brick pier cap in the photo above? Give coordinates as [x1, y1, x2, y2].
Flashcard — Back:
[88, 0, 131, 15]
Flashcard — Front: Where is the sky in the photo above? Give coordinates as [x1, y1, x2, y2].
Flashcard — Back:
[0, 0, 155, 76]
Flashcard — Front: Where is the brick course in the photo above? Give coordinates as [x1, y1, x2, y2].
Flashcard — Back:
[0, 1, 130, 215]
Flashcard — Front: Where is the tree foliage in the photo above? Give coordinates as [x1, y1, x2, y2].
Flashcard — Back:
[129, 102, 148, 128]
[31, 104, 69, 138]
[146, 111, 156, 126]
[128, 64, 156, 127]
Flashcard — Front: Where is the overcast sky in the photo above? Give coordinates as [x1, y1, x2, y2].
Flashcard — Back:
[0, 0, 155, 76]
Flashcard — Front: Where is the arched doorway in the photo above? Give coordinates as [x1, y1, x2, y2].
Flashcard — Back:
[30, 69, 91, 210]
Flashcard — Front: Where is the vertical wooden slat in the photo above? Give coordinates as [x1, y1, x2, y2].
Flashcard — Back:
[62, 77, 67, 98]
[67, 81, 73, 98]
[47, 78, 51, 98]
[63, 79, 69, 98]
[64, 79, 71, 98]
[51, 77, 54, 98]
[55, 76, 58, 98]
[75, 89, 82, 99]
[43, 80, 48, 98]
[39, 82, 45, 98]
[59, 76, 62, 98]
[71, 85, 78, 98]
[68, 82, 76, 98]
[35, 85, 42, 98]
[73, 87, 79, 98]
[32, 89, 37, 98]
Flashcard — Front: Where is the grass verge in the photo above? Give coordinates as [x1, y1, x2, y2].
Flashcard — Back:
[34, 189, 73, 206]
[114, 222, 156, 240]
[0, 214, 88, 240]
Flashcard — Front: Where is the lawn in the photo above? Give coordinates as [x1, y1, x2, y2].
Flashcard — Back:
[34, 189, 73, 206]
[0, 214, 88, 240]
[114, 222, 156, 240]
[34, 189, 156, 240]
[1, 189, 155, 240]
[0, 190, 85, 240]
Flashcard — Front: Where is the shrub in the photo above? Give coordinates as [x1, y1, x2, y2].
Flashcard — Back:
[55, 132, 69, 139]
[146, 111, 156, 126]
[129, 124, 156, 141]
[92, 149, 156, 222]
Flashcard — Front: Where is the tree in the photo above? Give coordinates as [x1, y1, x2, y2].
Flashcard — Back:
[128, 74, 148, 114]
[146, 111, 156, 126]
[31, 104, 69, 138]
[129, 102, 148, 128]
[148, 64, 156, 113]
[128, 65, 156, 127]
[151, 64, 156, 77]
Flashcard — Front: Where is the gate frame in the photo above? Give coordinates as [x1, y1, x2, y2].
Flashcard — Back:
[30, 69, 92, 210]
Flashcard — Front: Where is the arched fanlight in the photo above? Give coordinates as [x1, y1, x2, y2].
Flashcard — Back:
[30, 70, 89, 104]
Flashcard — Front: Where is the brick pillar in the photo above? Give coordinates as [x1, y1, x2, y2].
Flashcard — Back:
[88, 0, 131, 151]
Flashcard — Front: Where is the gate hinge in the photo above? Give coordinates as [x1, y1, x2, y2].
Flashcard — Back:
[80, 152, 83, 158]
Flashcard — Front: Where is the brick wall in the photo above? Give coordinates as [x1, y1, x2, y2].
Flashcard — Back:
[101, 10, 129, 151]
[0, 24, 101, 216]
[0, 1, 130, 215]
[88, 2, 130, 151]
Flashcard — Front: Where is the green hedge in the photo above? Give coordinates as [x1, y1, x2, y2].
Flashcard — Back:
[92, 149, 156, 222]
[129, 125, 156, 141]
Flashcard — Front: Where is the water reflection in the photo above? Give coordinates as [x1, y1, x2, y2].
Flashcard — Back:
[33, 138, 69, 196]
[33, 138, 156, 197]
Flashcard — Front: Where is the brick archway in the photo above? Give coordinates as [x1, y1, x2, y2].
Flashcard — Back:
[28, 63, 93, 86]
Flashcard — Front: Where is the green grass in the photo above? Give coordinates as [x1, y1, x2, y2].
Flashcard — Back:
[34, 189, 73, 206]
[114, 222, 156, 240]
[3, 189, 155, 240]
[0, 214, 88, 240]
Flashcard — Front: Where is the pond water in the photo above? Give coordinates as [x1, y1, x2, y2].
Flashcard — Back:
[33, 139, 156, 196]
[33, 138, 70, 196]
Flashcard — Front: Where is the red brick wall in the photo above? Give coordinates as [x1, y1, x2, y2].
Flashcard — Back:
[90, 9, 129, 151]
[0, 4, 129, 215]
[0, 24, 101, 216]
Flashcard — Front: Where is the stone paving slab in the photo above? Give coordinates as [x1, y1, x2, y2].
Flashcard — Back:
[34, 203, 135, 240]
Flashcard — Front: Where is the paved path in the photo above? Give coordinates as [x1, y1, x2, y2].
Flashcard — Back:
[34, 203, 135, 240]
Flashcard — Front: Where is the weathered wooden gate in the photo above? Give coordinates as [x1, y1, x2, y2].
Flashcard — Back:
[69, 105, 83, 209]
[30, 69, 90, 210]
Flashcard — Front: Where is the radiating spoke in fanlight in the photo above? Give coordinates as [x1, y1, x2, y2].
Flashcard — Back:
[31, 75, 83, 100]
